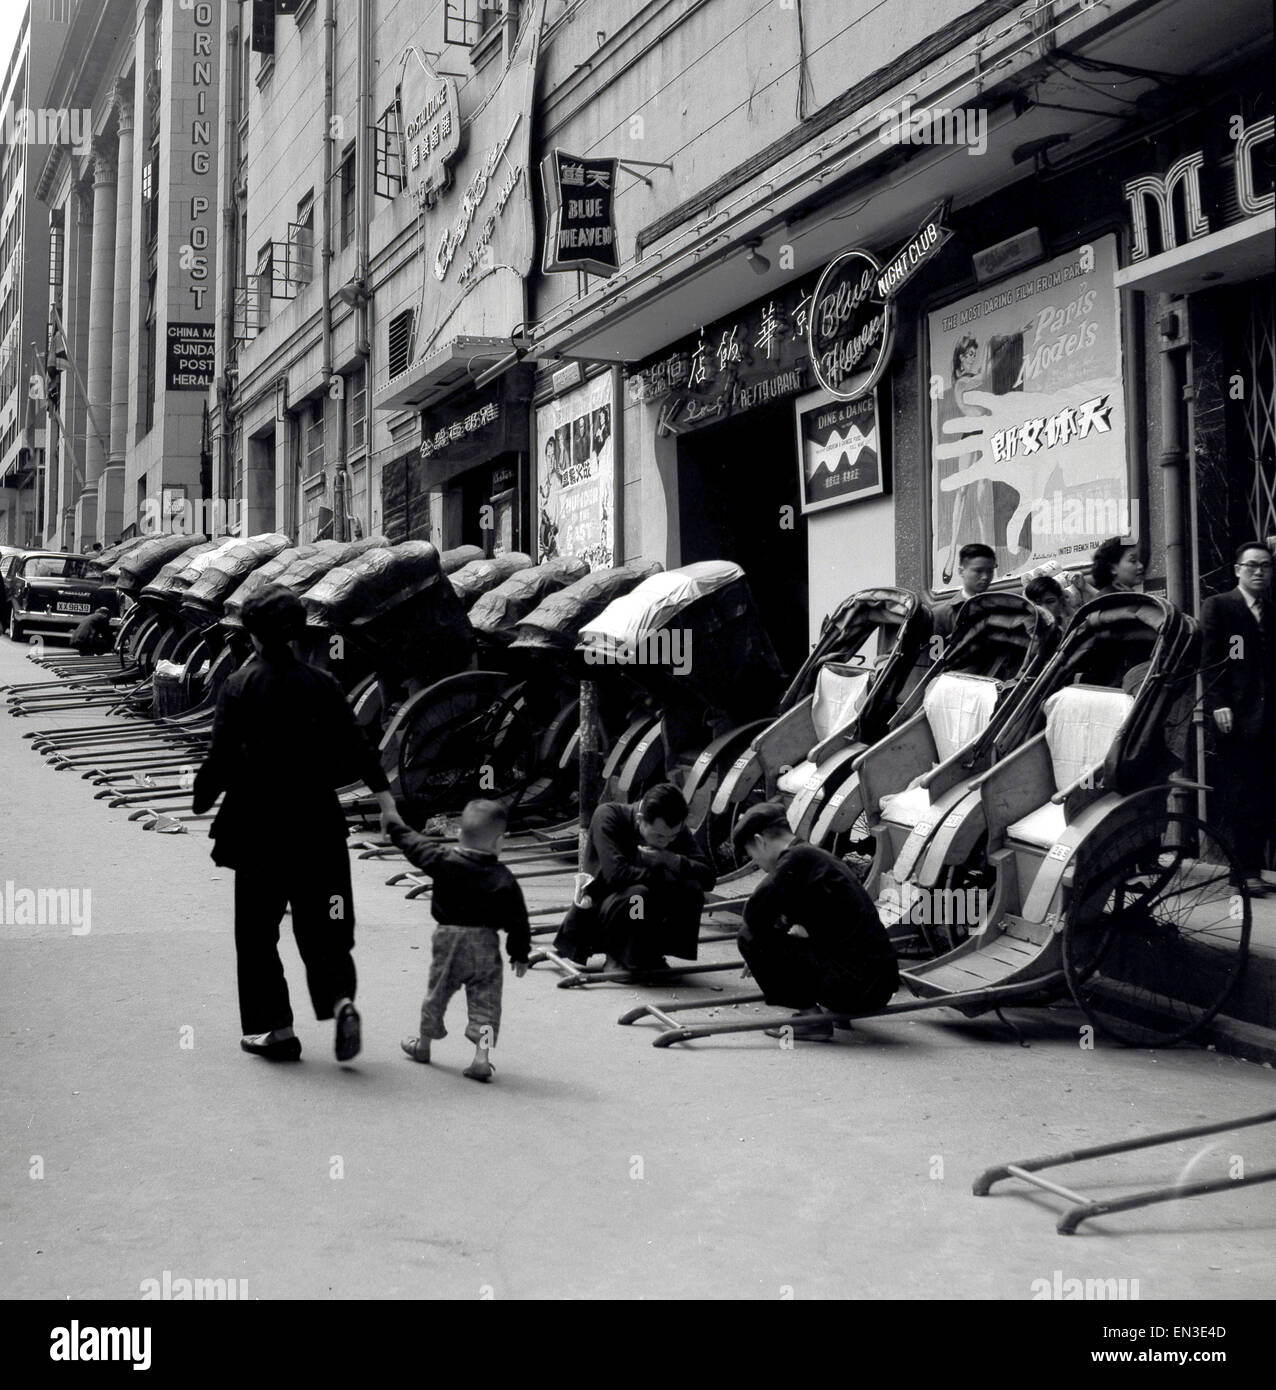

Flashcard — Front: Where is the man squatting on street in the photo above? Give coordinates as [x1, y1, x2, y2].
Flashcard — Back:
[552, 782, 716, 973]
[192, 585, 400, 1063]
[732, 802, 899, 1040]
[385, 799, 530, 1083]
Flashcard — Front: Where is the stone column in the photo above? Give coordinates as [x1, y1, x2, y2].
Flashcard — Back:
[101, 86, 135, 542]
[77, 138, 117, 549]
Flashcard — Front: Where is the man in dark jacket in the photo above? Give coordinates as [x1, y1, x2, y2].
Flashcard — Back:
[732, 802, 898, 1039]
[1202, 542, 1276, 894]
[192, 585, 400, 1061]
[70, 607, 114, 655]
[553, 782, 716, 972]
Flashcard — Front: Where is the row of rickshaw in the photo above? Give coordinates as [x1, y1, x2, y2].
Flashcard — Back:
[3, 531, 1251, 1052]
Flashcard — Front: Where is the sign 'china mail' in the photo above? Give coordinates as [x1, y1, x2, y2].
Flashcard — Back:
[540, 149, 620, 276]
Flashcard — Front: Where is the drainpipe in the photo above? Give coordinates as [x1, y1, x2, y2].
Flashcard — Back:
[322, 0, 337, 535]
[358, 0, 374, 540]
[1157, 297, 1190, 611]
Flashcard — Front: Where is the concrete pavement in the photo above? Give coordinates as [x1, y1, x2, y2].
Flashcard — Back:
[2, 634, 1273, 1301]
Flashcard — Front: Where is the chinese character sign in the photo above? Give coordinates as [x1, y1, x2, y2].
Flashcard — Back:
[536, 372, 616, 568]
[927, 235, 1128, 591]
[541, 149, 620, 277]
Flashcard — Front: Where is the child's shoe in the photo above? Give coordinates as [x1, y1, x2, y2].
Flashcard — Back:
[400, 1036, 431, 1063]
[463, 1058, 495, 1082]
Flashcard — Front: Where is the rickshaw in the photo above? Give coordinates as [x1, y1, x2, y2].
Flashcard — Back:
[621, 594, 1252, 1050]
[573, 560, 788, 809]
[691, 588, 933, 872]
[814, 591, 1057, 950]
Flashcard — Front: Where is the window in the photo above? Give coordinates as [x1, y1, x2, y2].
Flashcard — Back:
[141, 271, 157, 435]
[305, 399, 325, 479]
[387, 308, 415, 378]
[346, 365, 367, 455]
[289, 191, 314, 288]
[48, 211, 64, 305]
[339, 142, 356, 249]
[255, 242, 273, 324]
[374, 101, 403, 199]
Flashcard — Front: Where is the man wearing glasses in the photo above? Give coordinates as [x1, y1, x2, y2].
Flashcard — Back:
[1202, 542, 1276, 895]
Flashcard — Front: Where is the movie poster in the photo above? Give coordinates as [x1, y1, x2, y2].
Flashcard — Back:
[536, 372, 615, 568]
[927, 234, 1129, 591]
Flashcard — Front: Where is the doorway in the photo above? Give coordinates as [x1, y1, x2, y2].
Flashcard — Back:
[676, 398, 809, 676]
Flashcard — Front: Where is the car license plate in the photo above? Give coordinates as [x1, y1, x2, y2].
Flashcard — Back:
[58, 602, 90, 614]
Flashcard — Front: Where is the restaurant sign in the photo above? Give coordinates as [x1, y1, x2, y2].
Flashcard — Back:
[541, 149, 619, 276]
[627, 276, 819, 435]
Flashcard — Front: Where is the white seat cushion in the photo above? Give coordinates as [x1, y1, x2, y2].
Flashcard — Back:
[923, 673, 999, 762]
[777, 759, 819, 796]
[1043, 685, 1133, 791]
[810, 661, 873, 741]
[879, 782, 932, 828]
[1007, 800, 1068, 848]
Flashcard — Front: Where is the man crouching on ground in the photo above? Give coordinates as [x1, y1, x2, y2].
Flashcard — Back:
[732, 802, 898, 1040]
[384, 799, 529, 1083]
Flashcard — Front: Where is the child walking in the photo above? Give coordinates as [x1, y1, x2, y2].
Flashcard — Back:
[385, 799, 530, 1082]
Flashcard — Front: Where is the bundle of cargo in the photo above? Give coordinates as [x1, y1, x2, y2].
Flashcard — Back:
[467, 556, 592, 648]
[112, 533, 210, 598]
[181, 533, 293, 620]
[302, 540, 475, 684]
[447, 552, 533, 609]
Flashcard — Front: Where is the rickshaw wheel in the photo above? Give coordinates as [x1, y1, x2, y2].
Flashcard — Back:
[703, 775, 769, 876]
[1063, 812, 1252, 1047]
[397, 674, 513, 817]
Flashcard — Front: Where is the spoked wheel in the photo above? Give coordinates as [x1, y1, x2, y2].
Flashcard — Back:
[1063, 811, 1252, 1047]
[823, 810, 875, 881]
[397, 673, 521, 819]
[701, 771, 770, 876]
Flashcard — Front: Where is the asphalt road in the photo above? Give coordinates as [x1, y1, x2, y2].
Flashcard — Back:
[2, 634, 1273, 1300]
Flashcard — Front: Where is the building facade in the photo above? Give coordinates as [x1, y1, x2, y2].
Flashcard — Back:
[21, 0, 1273, 647]
[34, 0, 220, 552]
[0, 0, 74, 546]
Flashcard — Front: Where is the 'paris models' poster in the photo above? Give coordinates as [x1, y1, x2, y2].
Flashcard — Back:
[928, 234, 1129, 591]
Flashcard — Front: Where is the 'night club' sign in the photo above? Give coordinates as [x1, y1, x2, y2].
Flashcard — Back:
[808, 200, 951, 400]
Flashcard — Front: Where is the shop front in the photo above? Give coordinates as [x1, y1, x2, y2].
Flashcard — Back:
[381, 364, 534, 556]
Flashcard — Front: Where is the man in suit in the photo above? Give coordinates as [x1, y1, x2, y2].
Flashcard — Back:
[553, 782, 716, 972]
[1202, 542, 1276, 895]
[933, 542, 996, 641]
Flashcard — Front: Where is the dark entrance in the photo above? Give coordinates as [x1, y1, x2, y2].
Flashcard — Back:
[677, 397, 809, 677]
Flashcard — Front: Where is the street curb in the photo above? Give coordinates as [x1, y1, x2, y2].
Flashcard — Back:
[1200, 1013, 1276, 1067]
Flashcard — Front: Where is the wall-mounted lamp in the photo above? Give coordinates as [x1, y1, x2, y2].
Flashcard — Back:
[745, 240, 770, 275]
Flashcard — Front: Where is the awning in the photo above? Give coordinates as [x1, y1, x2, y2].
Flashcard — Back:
[1113, 211, 1275, 294]
[374, 335, 516, 414]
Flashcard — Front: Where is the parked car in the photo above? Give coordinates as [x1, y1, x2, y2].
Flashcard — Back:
[3, 550, 121, 643]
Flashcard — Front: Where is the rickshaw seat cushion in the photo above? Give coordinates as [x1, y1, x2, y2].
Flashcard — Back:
[1042, 684, 1133, 790]
[1007, 800, 1068, 848]
[923, 673, 999, 762]
[777, 759, 819, 796]
[1006, 685, 1133, 848]
[878, 781, 932, 828]
[810, 661, 874, 741]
